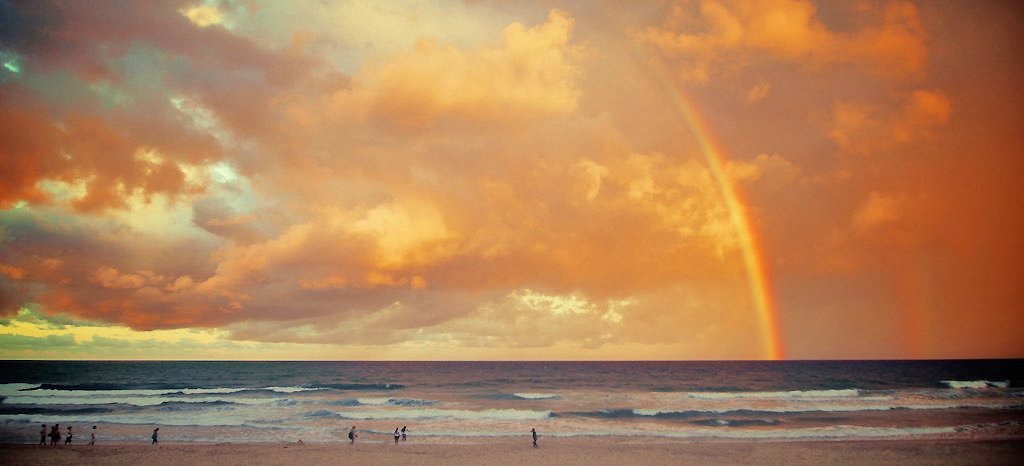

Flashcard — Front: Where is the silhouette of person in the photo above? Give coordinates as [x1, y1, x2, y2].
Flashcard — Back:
[348, 426, 357, 444]
[89, 426, 96, 446]
[64, 426, 72, 445]
[49, 424, 59, 446]
[39, 424, 46, 446]
[394, 427, 400, 444]
[401, 425, 408, 441]
[531, 428, 537, 448]
[152, 427, 159, 445]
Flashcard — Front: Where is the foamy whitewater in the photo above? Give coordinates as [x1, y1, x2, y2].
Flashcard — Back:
[1, 360, 1021, 444]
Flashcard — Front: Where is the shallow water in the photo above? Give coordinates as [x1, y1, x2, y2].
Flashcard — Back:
[1, 360, 1021, 444]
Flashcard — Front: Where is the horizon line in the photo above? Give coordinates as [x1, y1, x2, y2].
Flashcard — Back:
[2, 357, 1021, 363]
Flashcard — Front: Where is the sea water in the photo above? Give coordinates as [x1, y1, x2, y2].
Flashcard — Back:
[1, 360, 1021, 444]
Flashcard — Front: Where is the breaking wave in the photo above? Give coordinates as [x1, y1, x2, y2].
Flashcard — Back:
[328, 398, 434, 407]
[512, 393, 560, 400]
[687, 389, 861, 400]
[313, 408, 552, 421]
[941, 380, 1010, 389]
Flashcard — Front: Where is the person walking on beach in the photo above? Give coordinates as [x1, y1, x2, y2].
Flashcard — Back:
[347, 426, 357, 444]
[39, 424, 46, 446]
[151, 427, 159, 445]
[89, 426, 96, 446]
[394, 427, 400, 444]
[64, 425, 72, 445]
[401, 425, 408, 441]
[49, 424, 59, 446]
[531, 428, 538, 448]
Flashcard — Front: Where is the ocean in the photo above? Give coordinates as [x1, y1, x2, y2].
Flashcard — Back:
[1, 360, 1021, 444]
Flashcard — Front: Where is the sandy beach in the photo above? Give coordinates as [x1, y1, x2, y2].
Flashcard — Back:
[3, 437, 1023, 466]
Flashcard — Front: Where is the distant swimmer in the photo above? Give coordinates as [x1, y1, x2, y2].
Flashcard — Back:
[531, 428, 538, 448]
[401, 425, 408, 441]
[348, 426, 357, 444]
[394, 427, 400, 444]
[152, 427, 159, 445]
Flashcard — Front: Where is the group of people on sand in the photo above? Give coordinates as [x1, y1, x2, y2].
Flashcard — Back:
[39, 424, 96, 446]
[36, 424, 160, 446]
[393, 426, 408, 443]
[346, 425, 410, 444]
[37, 423, 534, 447]
[346, 425, 539, 448]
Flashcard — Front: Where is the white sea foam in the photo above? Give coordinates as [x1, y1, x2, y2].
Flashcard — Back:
[1, 394, 288, 406]
[631, 400, 1018, 416]
[0, 384, 319, 399]
[512, 393, 560, 400]
[331, 408, 552, 421]
[177, 388, 245, 395]
[387, 425, 958, 440]
[338, 397, 433, 407]
[0, 413, 251, 427]
[686, 425, 957, 440]
[180, 386, 319, 394]
[941, 380, 1010, 389]
[264, 386, 322, 393]
[355, 397, 391, 405]
[0, 383, 41, 396]
[686, 389, 861, 400]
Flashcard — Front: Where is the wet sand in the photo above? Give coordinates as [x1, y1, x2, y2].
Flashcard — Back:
[3, 437, 1023, 465]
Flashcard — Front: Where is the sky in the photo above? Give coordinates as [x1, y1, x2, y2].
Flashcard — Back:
[0, 0, 1021, 360]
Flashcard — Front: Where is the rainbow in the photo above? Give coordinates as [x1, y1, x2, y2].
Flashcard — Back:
[601, 8, 784, 359]
[664, 87, 785, 361]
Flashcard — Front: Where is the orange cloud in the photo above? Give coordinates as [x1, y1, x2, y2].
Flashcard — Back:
[746, 81, 771, 103]
[345, 9, 582, 127]
[853, 191, 904, 234]
[828, 88, 951, 154]
[89, 266, 166, 290]
[637, 0, 928, 83]
[0, 264, 27, 280]
[891, 89, 952, 142]
[3, 0, 1021, 360]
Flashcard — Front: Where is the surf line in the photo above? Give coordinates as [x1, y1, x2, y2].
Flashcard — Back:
[662, 83, 784, 360]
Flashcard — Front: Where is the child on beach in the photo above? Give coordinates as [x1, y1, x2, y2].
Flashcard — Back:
[64, 426, 72, 445]
[152, 427, 159, 445]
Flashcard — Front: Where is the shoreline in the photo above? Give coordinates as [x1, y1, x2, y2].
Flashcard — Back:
[4, 430, 1023, 446]
[3, 437, 1023, 465]
[3, 418, 1021, 446]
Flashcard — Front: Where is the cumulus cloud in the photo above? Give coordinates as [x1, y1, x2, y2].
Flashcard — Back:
[746, 81, 771, 103]
[891, 89, 952, 142]
[2, 0, 1020, 360]
[179, 3, 223, 28]
[343, 9, 582, 127]
[637, 0, 928, 83]
[90, 266, 159, 289]
[853, 191, 903, 234]
[0, 264, 27, 280]
[828, 89, 952, 154]
[0, 0, 335, 211]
